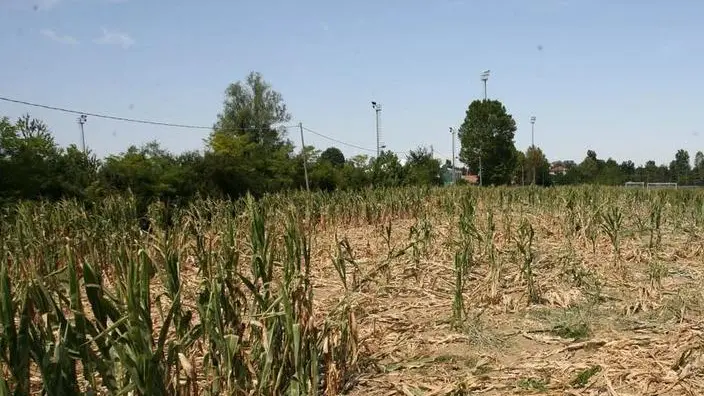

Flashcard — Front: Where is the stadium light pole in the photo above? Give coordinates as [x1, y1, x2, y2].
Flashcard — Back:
[480, 70, 490, 100]
[450, 127, 456, 184]
[371, 101, 382, 157]
[530, 115, 536, 185]
[78, 114, 87, 154]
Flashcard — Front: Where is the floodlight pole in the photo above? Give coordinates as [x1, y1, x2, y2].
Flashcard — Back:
[78, 115, 87, 154]
[450, 127, 456, 184]
[479, 152, 483, 187]
[372, 101, 382, 157]
[480, 70, 490, 100]
[299, 122, 310, 192]
[478, 70, 490, 186]
[530, 116, 536, 185]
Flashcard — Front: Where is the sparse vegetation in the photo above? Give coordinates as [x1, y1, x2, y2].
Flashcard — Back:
[3, 185, 704, 395]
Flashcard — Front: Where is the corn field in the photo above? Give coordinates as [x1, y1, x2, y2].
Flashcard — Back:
[2, 186, 704, 395]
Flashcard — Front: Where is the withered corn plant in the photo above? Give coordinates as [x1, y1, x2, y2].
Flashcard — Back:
[0, 192, 361, 396]
[452, 192, 478, 329]
[515, 218, 541, 305]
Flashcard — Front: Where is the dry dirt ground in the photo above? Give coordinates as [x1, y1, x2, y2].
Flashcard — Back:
[310, 217, 704, 396]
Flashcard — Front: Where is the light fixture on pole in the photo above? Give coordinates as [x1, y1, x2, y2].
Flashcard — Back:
[480, 70, 490, 100]
[371, 101, 382, 157]
[77, 114, 87, 154]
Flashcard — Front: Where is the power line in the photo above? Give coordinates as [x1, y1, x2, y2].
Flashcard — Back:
[0, 95, 213, 129]
[1, 94, 410, 157]
[1, 94, 301, 135]
[302, 126, 408, 157]
[302, 126, 376, 153]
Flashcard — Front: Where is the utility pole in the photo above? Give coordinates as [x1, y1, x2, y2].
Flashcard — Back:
[479, 151, 483, 187]
[450, 127, 456, 184]
[530, 116, 536, 185]
[480, 70, 490, 100]
[78, 114, 87, 154]
[371, 101, 382, 157]
[299, 122, 310, 192]
[478, 70, 490, 186]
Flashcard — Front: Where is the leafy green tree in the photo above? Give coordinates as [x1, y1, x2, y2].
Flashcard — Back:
[576, 150, 601, 183]
[338, 163, 369, 190]
[596, 158, 623, 185]
[349, 154, 370, 169]
[337, 154, 370, 189]
[694, 151, 704, 185]
[211, 71, 292, 147]
[370, 150, 404, 188]
[619, 160, 636, 182]
[695, 151, 704, 169]
[669, 149, 691, 184]
[0, 114, 93, 202]
[51, 145, 100, 200]
[309, 160, 340, 191]
[524, 146, 550, 185]
[205, 72, 297, 197]
[513, 149, 526, 185]
[550, 160, 580, 185]
[300, 145, 320, 165]
[320, 147, 345, 168]
[458, 100, 518, 185]
[643, 160, 658, 182]
[404, 146, 441, 186]
[99, 142, 178, 201]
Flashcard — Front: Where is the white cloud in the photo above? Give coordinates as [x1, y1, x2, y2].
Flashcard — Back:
[40, 28, 79, 45]
[93, 27, 134, 49]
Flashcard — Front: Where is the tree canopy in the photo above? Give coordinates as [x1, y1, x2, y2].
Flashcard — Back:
[2, 71, 704, 210]
[458, 100, 518, 185]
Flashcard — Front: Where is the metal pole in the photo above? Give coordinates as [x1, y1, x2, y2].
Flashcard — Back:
[375, 105, 381, 157]
[530, 116, 536, 185]
[478, 70, 490, 184]
[371, 101, 382, 157]
[299, 122, 310, 192]
[479, 152, 482, 187]
[450, 127, 456, 184]
[480, 70, 490, 100]
[78, 115, 87, 154]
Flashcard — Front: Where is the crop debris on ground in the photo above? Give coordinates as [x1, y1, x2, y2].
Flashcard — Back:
[2, 186, 704, 395]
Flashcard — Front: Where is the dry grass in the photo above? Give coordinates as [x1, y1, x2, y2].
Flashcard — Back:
[3, 186, 704, 395]
[305, 190, 704, 395]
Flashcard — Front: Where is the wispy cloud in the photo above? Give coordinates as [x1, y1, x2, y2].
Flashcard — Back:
[40, 28, 79, 45]
[93, 27, 134, 49]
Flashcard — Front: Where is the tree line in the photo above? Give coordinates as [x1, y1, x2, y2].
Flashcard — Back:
[2, 71, 704, 210]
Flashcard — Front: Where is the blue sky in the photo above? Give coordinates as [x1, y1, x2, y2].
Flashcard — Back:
[1, 0, 703, 166]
